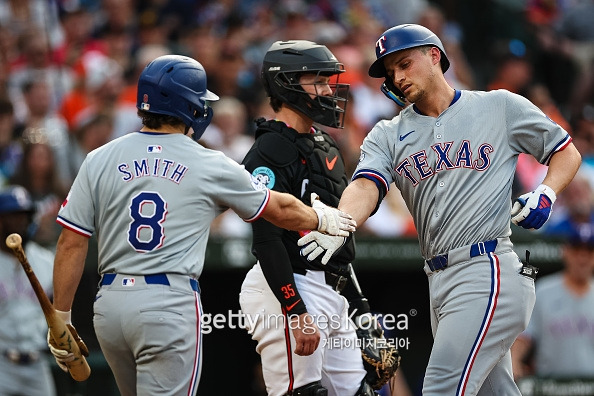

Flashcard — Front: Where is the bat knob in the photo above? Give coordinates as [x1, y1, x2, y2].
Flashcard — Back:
[6, 233, 22, 249]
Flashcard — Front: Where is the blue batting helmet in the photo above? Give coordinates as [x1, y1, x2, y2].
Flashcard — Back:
[369, 24, 450, 78]
[137, 55, 219, 141]
[0, 185, 35, 214]
[368, 24, 450, 105]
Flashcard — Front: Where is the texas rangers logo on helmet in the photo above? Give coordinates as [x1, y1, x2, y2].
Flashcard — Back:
[376, 35, 387, 55]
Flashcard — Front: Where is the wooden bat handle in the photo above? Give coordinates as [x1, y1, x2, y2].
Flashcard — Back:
[5, 233, 91, 381]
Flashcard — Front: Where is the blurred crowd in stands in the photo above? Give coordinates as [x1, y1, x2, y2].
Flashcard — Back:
[1, 0, 594, 245]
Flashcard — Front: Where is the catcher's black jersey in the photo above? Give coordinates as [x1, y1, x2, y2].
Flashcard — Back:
[242, 119, 355, 274]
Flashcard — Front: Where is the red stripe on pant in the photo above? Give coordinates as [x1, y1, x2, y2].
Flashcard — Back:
[282, 308, 295, 393]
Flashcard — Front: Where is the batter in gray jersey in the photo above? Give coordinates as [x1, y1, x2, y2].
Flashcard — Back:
[356, 89, 571, 259]
[300, 24, 582, 396]
[56, 132, 270, 395]
[58, 131, 268, 278]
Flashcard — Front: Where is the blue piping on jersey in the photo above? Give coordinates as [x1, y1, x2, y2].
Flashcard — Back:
[352, 169, 389, 195]
[188, 292, 202, 395]
[245, 189, 271, 222]
[543, 134, 572, 165]
[137, 131, 170, 135]
[413, 89, 461, 115]
[56, 216, 93, 237]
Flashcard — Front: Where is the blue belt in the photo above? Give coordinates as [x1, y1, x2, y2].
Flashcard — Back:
[3, 349, 41, 365]
[100, 273, 200, 293]
[426, 239, 498, 272]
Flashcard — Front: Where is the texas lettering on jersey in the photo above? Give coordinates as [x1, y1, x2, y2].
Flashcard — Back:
[396, 140, 494, 186]
[117, 157, 189, 184]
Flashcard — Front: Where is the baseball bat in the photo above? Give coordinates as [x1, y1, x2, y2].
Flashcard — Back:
[5, 233, 91, 381]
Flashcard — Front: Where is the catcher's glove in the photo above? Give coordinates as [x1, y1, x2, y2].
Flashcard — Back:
[355, 314, 400, 390]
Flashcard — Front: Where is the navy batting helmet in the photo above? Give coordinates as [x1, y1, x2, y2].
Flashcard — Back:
[368, 24, 450, 105]
[0, 185, 34, 214]
[261, 40, 349, 128]
[137, 55, 219, 141]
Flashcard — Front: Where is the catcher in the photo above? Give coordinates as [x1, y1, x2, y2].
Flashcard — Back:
[238, 40, 399, 396]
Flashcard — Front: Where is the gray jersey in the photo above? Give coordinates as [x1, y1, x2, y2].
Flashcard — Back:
[354, 89, 571, 259]
[57, 132, 269, 278]
[0, 242, 53, 351]
[524, 273, 594, 377]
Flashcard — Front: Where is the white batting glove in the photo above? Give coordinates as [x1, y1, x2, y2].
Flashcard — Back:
[298, 231, 346, 264]
[310, 193, 356, 237]
[511, 184, 556, 230]
[47, 309, 74, 373]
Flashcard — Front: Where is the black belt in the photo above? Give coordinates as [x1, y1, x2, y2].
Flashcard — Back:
[426, 239, 498, 272]
[3, 349, 41, 365]
[293, 267, 347, 293]
[100, 273, 200, 293]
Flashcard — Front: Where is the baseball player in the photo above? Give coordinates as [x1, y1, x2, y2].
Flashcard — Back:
[298, 24, 582, 396]
[511, 224, 594, 379]
[239, 40, 380, 396]
[45, 54, 355, 396]
[0, 185, 56, 396]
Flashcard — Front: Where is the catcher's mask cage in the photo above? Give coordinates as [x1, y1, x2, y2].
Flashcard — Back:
[262, 40, 349, 129]
[136, 54, 219, 141]
[368, 24, 450, 105]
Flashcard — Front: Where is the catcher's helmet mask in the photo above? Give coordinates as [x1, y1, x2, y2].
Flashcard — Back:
[369, 24, 450, 105]
[136, 55, 219, 141]
[262, 40, 349, 129]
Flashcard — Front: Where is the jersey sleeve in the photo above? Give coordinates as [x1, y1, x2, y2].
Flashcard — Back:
[214, 155, 270, 221]
[504, 91, 572, 165]
[351, 121, 394, 211]
[56, 157, 95, 237]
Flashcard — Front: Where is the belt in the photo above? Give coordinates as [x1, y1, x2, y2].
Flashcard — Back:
[100, 273, 200, 293]
[293, 267, 348, 293]
[426, 239, 498, 272]
[3, 349, 40, 365]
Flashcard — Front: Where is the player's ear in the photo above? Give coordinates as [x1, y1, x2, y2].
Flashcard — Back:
[430, 47, 442, 68]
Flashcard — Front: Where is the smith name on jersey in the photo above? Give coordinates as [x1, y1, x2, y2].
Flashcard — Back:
[117, 157, 189, 184]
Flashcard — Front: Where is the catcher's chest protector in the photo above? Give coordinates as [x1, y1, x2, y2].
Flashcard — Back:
[255, 120, 348, 207]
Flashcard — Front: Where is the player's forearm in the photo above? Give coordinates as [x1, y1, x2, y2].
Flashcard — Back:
[542, 143, 581, 194]
[53, 228, 89, 312]
[338, 178, 379, 226]
[262, 190, 318, 231]
[252, 220, 308, 314]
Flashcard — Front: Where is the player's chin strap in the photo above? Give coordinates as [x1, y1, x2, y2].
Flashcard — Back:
[380, 79, 406, 107]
